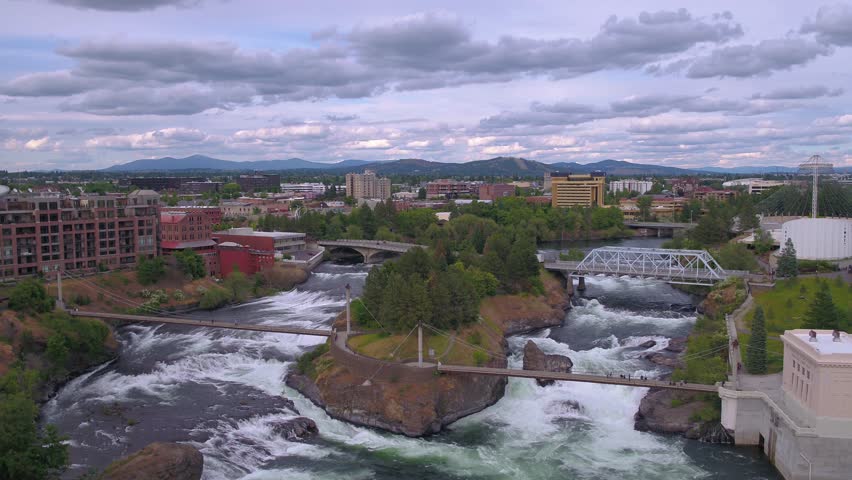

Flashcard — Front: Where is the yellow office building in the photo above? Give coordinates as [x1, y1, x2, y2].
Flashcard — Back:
[550, 172, 606, 208]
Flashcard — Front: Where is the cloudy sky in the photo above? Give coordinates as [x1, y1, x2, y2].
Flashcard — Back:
[2, 0, 852, 171]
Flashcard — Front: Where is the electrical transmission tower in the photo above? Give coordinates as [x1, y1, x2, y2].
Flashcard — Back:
[798, 155, 833, 218]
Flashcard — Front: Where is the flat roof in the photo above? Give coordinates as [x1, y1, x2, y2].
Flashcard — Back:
[787, 330, 852, 356]
[215, 228, 305, 239]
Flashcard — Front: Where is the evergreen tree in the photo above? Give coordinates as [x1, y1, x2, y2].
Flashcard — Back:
[805, 282, 839, 330]
[746, 306, 767, 374]
[777, 238, 798, 278]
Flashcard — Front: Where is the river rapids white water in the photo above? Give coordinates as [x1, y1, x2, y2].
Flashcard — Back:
[44, 262, 779, 479]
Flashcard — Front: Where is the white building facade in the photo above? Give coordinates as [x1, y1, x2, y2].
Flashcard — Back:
[609, 179, 653, 195]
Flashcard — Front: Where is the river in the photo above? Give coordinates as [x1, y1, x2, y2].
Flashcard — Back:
[45, 238, 780, 479]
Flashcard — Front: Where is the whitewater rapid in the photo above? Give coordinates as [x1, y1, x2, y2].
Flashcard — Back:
[45, 264, 779, 480]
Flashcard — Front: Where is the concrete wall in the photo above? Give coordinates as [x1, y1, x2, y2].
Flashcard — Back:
[721, 387, 852, 479]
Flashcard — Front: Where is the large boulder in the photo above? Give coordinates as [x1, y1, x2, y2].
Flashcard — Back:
[522, 340, 573, 387]
[634, 389, 702, 435]
[271, 417, 319, 440]
[100, 442, 202, 480]
[642, 352, 684, 369]
[665, 337, 688, 353]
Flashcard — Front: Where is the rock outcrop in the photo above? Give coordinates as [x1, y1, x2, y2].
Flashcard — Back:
[287, 358, 507, 437]
[100, 442, 203, 480]
[638, 340, 657, 349]
[634, 389, 732, 444]
[522, 340, 573, 386]
[642, 352, 684, 369]
[271, 417, 319, 440]
[665, 337, 687, 353]
[286, 270, 571, 437]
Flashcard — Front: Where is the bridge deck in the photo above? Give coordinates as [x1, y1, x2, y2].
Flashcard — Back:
[544, 261, 738, 280]
[70, 311, 332, 337]
[437, 365, 718, 392]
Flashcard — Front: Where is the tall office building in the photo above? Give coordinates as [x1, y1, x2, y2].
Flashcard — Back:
[550, 172, 606, 208]
[345, 170, 391, 200]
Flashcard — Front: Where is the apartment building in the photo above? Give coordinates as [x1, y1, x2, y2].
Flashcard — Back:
[345, 170, 391, 200]
[478, 184, 515, 201]
[609, 179, 653, 195]
[550, 172, 606, 208]
[0, 190, 160, 279]
[426, 179, 476, 198]
[236, 174, 281, 192]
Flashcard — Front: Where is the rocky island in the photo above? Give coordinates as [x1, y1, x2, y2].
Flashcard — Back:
[287, 267, 571, 436]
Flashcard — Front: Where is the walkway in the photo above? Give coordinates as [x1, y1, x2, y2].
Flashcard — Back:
[70, 311, 333, 337]
[437, 365, 719, 392]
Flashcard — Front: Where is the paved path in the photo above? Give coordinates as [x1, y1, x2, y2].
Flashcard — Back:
[71, 311, 332, 337]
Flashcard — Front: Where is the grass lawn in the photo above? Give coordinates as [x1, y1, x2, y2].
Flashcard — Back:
[738, 332, 784, 374]
[347, 321, 501, 367]
[746, 276, 851, 337]
[740, 275, 850, 374]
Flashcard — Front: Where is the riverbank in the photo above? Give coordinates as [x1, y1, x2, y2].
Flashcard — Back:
[634, 278, 745, 442]
[286, 270, 571, 436]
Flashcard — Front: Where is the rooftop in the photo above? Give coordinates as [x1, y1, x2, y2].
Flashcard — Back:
[785, 329, 852, 356]
[215, 227, 305, 239]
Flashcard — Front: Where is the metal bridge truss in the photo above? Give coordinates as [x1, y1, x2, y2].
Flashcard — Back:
[573, 247, 729, 286]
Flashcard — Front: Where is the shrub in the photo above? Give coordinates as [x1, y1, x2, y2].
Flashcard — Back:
[467, 331, 483, 346]
[295, 343, 330, 378]
[199, 287, 230, 310]
[472, 350, 488, 366]
[9, 278, 54, 313]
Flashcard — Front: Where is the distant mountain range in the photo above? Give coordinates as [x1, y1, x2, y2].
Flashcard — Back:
[101, 154, 851, 176]
[102, 154, 374, 172]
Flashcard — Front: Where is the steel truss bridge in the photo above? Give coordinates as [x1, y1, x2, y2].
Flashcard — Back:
[544, 246, 746, 286]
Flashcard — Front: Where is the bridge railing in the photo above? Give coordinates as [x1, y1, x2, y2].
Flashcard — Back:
[318, 240, 427, 250]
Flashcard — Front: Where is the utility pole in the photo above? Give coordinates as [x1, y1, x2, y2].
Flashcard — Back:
[418, 319, 423, 367]
[56, 269, 64, 311]
[345, 283, 351, 336]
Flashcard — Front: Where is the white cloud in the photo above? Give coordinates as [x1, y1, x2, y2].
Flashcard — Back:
[481, 142, 525, 155]
[85, 128, 209, 149]
[347, 139, 392, 149]
[406, 140, 431, 147]
[467, 136, 496, 146]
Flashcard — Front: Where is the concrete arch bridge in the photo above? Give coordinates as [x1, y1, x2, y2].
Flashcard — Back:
[317, 239, 427, 263]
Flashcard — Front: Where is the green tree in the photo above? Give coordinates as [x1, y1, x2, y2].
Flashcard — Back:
[777, 237, 798, 278]
[746, 306, 767, 374]
[0, 369, 68, 479]
[223, 271, 251, 302]
[45, 334, 69, 371]
[222, 182, 241, 199]
[136, 256, 165, 285]
[8, 278, 54, 313]
[737, 199, 760, 231]
[714, 243, 758, 271]
[174, 248, 206, 279]
[804, 282, 839, 330]
[417, 187, 427, 199]
[505, 235, 540, 293]
[637, 196, 652, 221]
[752, 228, 774, 255]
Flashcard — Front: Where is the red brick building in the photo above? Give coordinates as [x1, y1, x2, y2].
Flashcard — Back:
[425, 179, 476, 198]
[162, 205, 222, 226]
[0, 190, 159, 279]
[216, 242, 275, 277]
[212, 227, 307, 277]
[159, 210, 219, 275]
[478, 184, 515, 201]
